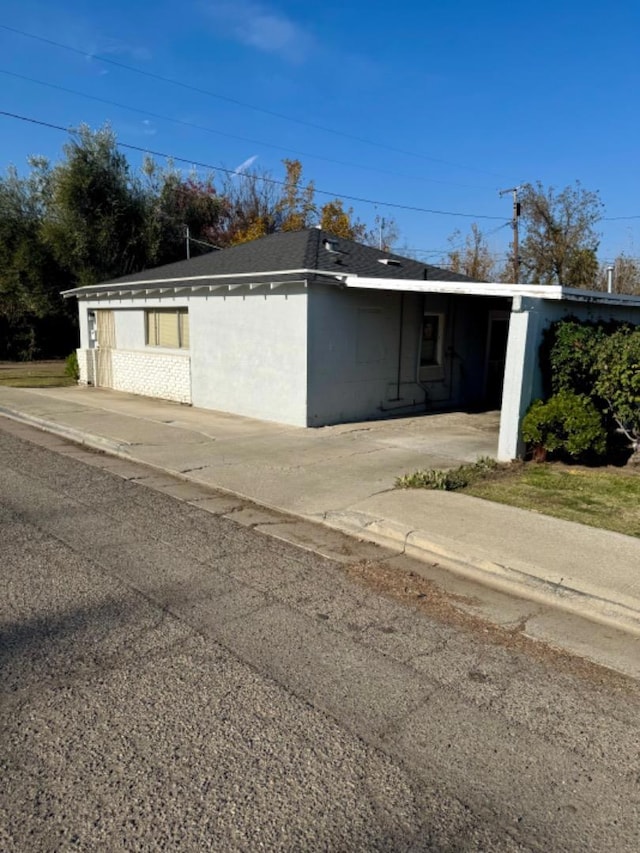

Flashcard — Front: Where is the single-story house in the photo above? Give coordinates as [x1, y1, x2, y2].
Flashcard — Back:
[63, 227, 640, 460]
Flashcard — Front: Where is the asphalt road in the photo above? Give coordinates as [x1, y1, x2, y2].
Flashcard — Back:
[1, 418, 639, 852]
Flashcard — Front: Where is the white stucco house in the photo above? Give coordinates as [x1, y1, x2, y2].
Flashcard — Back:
[63, 228, 640, 461]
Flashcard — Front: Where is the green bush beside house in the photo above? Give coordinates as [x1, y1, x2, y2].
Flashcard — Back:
[521, 392, 607, 461]
[523, 319, 640, 463]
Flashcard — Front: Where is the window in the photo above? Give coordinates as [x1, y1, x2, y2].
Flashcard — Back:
[418, 311, 446, 382]
[146, 309, 190, 349]
[420, 313, 443, 367]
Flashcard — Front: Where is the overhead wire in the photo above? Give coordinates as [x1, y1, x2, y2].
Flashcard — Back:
[0, 69, 497, 191]
[4, 28, 638, 224]
[407, 222, 511, 257]
[2, 108, 638, 227]
[0, 110, 510, 220]
[0, 23, 509, 180]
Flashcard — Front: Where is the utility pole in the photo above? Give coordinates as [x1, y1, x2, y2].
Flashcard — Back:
[185, 225, 190, 260]
[499, 187, 521, 283]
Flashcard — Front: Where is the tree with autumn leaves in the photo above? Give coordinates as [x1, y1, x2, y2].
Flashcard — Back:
[0, 126, 389, 358]
[227, 158, 369, 243]
[446, 181, 638, 293]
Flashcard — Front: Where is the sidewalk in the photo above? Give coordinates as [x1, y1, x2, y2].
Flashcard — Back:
[1, 384, 639, 637]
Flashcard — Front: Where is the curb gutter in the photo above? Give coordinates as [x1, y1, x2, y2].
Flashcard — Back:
[0, 405, 128, 456]
[322, 510, 640, 639]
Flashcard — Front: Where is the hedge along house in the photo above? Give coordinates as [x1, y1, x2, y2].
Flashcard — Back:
[63, 228, 640, 461]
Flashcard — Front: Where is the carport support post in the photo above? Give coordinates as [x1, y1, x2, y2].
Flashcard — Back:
[497, 297, 544, 461]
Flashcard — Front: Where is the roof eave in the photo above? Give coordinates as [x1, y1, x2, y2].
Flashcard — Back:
[344, 276, 640, 307]
[61, 268, 350, 299]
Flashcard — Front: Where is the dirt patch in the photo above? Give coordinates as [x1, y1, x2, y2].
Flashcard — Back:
[344, 557, 640, 694]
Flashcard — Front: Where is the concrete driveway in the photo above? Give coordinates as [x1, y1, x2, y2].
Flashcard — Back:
[0, 386, 499, 515]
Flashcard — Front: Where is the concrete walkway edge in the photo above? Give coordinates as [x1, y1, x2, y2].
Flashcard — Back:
[0, 406, 127, 455]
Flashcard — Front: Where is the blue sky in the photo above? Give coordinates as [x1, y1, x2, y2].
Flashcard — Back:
[1, 0, 639, 269]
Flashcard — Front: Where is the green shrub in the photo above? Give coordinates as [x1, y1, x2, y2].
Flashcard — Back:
[593, 326, 640, 451]
[396, 457, 497, 491]
[64, 351, 79, 381]
[535, 317, 640, 464]
[396, 468, 468, 490]
[521, 392, 606, 459]
[540, 319, 608, 397]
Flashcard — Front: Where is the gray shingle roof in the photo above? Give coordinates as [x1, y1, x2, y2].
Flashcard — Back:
[99, 228, 478, 287]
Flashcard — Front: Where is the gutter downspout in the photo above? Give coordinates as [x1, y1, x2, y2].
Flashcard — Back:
[389, 292, 405, 401]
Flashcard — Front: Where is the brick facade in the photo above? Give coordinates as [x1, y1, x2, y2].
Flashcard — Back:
[76, 348, 191, 404]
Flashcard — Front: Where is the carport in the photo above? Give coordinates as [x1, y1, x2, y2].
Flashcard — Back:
[346, 276, 640, 460]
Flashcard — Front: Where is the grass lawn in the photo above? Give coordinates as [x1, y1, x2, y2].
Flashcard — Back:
[465, 462, 640, 538]
[0, 360, 76, 388]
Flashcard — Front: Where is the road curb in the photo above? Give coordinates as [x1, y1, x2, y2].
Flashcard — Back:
[4, 402, 640, 641]
[322, 510, 640, 639]
[0, 405, 129, 456]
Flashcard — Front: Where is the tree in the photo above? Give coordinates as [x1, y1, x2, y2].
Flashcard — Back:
[539, 318, 640, 465]
[597, 255, 640, 295]
[518, 181, 603, 286]
[143, 160, 228, 265]
[319, 199, 366, 240]
[594, 326, 640, 458]
[221, 166, 281, 246]
[564, 247, 600, 288]
[42, 125, 148, 286]
[361, 215, 400, 252]
[446, 224, 498, 280]
[224, 160, 371, 245]
[0, 128, 388, 359]
[276, 159, 316, 232]
[0, 163, 74, 359]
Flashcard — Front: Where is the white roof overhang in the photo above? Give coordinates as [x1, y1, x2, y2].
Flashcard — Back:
[62, 268, 348, 300]
[344, 276, 640, 308]
[62, 268, 640, 310]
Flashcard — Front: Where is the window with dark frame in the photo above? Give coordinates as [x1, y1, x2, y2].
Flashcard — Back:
[420, 313, 442, 367]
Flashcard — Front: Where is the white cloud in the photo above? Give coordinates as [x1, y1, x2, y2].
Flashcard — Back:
[203, 1, 314, 62]
[233, 154, 259, 175]
[85, 37, 152, 70]
[114, 120, 158, 139]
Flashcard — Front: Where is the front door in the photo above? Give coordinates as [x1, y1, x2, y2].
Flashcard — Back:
[484, 311, 509, 408]
[95, 310, 115, 388]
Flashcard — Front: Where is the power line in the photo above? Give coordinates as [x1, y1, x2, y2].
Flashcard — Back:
[0, 23, 509, 180]
[0, 110, 509, 220]
[5, 29, 639, 224]
[407, 222, 512, 256]
[0, 69, 496, 191]
[4, 108, 639, 228]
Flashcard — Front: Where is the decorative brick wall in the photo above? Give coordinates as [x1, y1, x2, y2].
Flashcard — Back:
[76, 348, 191, 403]
[111, 350, 191, 403]
[76, 348, 95, 385]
